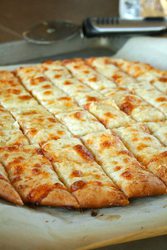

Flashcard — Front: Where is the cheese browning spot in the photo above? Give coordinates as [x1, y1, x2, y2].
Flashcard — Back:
[121, 171, 132, 179]
[54, 74, 62, 79]
[87, 96, 99, 102]
[114, 166, 122, 171]
[120, 101, 135, 115]
[27, 184, 55, 204]
[31, 77, 47, 85]
[104, 112, 116, 118]
[64, 80, 72, 85]
[101, 140, 112, 148]
[9, 89, 21, 95]
[74, 111, 82, 120]
[70, 180, 86, 192]
[42, 84, 51, 89]
[156, 97, 167, 102]
[58, 97, 71, 101]
[74, 65, 80, 69]
[158, 77, 167, 83]
[137, 143, 149, 151]
[112, 74, 121, 82]
[73, 144, 94, 161]
[44, 90, 52, 95]
[71, 170, 83, 177]
[47, 117, 56, 123]
[19, 95, 32, 100]
[44, 60, 53, 64]
[89, 76, 97, 82]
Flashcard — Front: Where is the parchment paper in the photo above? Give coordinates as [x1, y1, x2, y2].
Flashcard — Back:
[0, 36, 167, 250]
[114, 36, 167, 70]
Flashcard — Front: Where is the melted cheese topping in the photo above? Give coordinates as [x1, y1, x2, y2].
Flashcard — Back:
[0, 105, 20, 130]
[0, 145, 68, 203]
[0, 104, 28, 146]
[64, 58, 116, 90]
[75, 90, 104, 106]
[110, 58, 153, 78]
[134, 85, 167, 116]
[102, 88, 165, 122]
[82, 130, 164, 197]
[87, 99, 133, 129]
[43, 67, 91, 96]
[42, 138, 117, 190]
[0, 129, 28, 147]
[146, 121, 167, 146]
[16, 106, 71, 145]
[17, 67, 79, 114]
[56, 109, 105, 136]
[138, 73, 167, 94]
[0, 72, 71, 145]
[86, 57, 136, 88]
[110, 58, 167, 94]
[114, 125, 166, 165]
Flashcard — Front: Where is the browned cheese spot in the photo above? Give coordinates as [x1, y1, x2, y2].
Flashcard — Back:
[73, 144, 94, 162]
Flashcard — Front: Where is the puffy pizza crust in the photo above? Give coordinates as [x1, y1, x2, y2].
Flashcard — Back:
[42, 138, 128, 207]
[0, 145, 78, 207]
[114, 125, 167, 185]
[0, 162, 23, 205]
[82, 130, 166, 197]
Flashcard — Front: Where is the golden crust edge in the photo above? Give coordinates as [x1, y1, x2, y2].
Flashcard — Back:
[73, 184, 129, 208]
[121, 174, 167, 198]
[40, 188, 79, 208]
[0, 179, 23, 205]
[147, 151, 167, 186]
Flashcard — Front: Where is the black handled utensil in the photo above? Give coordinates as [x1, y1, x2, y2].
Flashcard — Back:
[82, 17, 167, 37]
[23, 17, 167, 44]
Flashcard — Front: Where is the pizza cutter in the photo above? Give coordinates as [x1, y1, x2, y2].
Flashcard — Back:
[23, 17, 167, 44]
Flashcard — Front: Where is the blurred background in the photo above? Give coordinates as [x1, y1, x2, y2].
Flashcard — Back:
[0, 0, 167, 43]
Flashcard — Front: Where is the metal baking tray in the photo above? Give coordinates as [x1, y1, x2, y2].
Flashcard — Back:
[0, 35, 129, 65]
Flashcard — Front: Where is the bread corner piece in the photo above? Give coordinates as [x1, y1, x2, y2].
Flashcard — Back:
[147, 151, 167, 187]
[72, 182, 129, 208]
[0, 179, 23, 206]
[40, 188, 79, 208]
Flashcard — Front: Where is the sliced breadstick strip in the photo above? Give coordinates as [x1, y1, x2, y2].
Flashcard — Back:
[102, 88, 165, 122]
[114, 124, 167, 185]
[0, 104, 29, 146]
[56, 109, 105, 136]
[63, 58, 116, 90]
[146, 121, 167, 146]
[0, 162, 23, 205]
[0, 72, 71, 146]
[17, 67, 80, 114]
[42, 138, 128, 208]
[82, 130, 166, 197]
[0, 145, 79, 208]
[84, 99, 134, 129]
[86, 57, 167, 116]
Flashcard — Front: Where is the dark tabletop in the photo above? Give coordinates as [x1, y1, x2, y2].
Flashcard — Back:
[0, 0, 119, 43]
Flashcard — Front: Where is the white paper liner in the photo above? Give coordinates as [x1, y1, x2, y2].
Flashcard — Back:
[0, 41, 167, 249]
